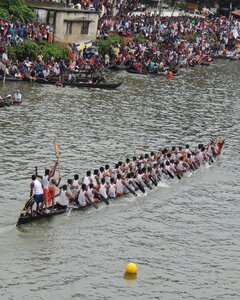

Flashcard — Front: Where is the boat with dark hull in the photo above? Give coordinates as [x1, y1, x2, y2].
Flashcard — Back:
[22, 77, 122, 89]
[16, 138, 224, 227]
[0, 76, 24, 82]
[16, 199, 101, 226]
[66, 81, 122, 89]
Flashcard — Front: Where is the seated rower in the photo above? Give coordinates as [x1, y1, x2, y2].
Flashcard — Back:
[56, 185, 72, 209]
[87, 183, 100, 203]
[14, 90, 22, 103]
[99, 178, 109, 200]
[108, 177, 116, 198]
[0, 96, 5, 107]
[4, 94, 12, 106]
[77, 184, 88, 206]
[72, 174, 82, 200]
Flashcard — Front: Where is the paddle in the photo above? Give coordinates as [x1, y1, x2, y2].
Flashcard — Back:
[54, 138, 61, 177]
[176, 173, 181, 179]
[134, 180, 146, 193]
[207, 154, 214, 164]
[143, 180, 153, 190]
[124, 184, 137, 197]
[166, 170, 174, 179]
[149, 175, 158, 186]
[99, 194, 110, 205]
[86, 196, 98, 209]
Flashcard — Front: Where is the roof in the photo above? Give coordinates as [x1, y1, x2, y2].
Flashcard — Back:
[64, 18, 95, 22]
[30, 6, 99, 14]
[231, 11, 240, 16]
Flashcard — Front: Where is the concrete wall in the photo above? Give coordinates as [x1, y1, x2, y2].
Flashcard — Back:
[32, 7, 99, 43]
[55, 11, 99, 43]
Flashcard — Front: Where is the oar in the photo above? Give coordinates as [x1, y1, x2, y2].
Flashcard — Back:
[124, 184, 137, 197]
[176, 173, 181, 179]
[54, 138, 61, 177]
[143, 180, 152, 190]
[134, 180, 145, 193]
[207, 154, 214, 164]
[86, 196, 98, 209]
[99, 194, 110, 205]
[149, 175, 158, 186]
[166, 170, 174, 179]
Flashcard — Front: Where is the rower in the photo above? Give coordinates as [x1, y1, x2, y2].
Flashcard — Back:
[99, 178, 109, 199]
[77, 184, 88, 207]
[176, 157, 187, 176]
[87, 183, 100, 203]
[14, 90, 22, 103]
[82, 170, 92, 186]
[72, 174, 81, 199]
[108, 177, 116, 198]
[116, 173, 124, 196]
[56, 185, 72, 209]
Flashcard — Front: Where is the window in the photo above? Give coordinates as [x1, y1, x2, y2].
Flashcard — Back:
[81, 22, 89, 34]
[64, 21, 72, 34]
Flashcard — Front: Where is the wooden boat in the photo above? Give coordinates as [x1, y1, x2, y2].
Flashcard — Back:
[16, 198, 102, 226]
[12, 99, 22, 105]
[22, 77, 122, 89]
[16, 138, 224, 226]
[66, 81, 122, 89]
[0, 76, 24, 82]
[109, 64, 128, 71]
[127, 69, 168, 76]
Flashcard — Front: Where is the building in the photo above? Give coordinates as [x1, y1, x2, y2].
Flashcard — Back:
[31, 6, 99, 44]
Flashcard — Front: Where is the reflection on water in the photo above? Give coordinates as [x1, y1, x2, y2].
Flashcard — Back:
[0, 60, 240, 299]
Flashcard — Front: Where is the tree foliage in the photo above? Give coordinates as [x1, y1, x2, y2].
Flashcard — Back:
[0, 0, 35, 22]
[94, 34, 122, 55]
[7, 41, 70, 62]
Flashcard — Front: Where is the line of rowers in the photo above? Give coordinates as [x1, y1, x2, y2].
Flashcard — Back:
[29, 138, 224, 214]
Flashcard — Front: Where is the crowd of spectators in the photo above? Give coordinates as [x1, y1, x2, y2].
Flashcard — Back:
[0, 2, 240, 80]
[0, 19, 54, 45]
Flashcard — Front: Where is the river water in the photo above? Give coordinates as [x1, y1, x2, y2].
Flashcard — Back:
[0, 60, 240, 300]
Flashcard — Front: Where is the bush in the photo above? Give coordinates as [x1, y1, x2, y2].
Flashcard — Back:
[7, 41, 39, 61]
[94, 34, 122, 55]
[40, 42, 70, 62]
[135, 34, 145, 44]
[0, 7, 9, 19]
[7, 41, 70, 62]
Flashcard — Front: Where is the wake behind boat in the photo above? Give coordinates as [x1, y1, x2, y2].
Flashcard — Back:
[16, 137, 225, 227]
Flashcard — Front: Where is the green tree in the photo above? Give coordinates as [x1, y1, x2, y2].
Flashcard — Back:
[0, 0, 35, 22]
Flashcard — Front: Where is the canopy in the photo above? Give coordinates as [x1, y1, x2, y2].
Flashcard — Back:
[231, 11, 240, 17]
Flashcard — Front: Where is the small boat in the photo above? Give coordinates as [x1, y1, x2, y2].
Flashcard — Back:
[109, 64, 128, 71]
[0, 76, 24, 82]
[127, 69, 168, 76]
[22, 77, 121, 89]
[12, 99, 22, 105]
[66, 81, 122, 89]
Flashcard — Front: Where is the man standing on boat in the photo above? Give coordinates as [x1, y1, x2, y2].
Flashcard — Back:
[35, 161, 58, 212]
[30, 175, 44, 214]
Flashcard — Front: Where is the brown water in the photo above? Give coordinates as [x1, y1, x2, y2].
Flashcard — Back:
[0, 60, 240, 300]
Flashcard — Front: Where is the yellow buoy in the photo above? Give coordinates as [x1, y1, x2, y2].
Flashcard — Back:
[126, 262, 138, 274]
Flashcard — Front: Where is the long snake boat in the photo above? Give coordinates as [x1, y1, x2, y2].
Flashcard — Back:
[16, 138, 224, 227]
